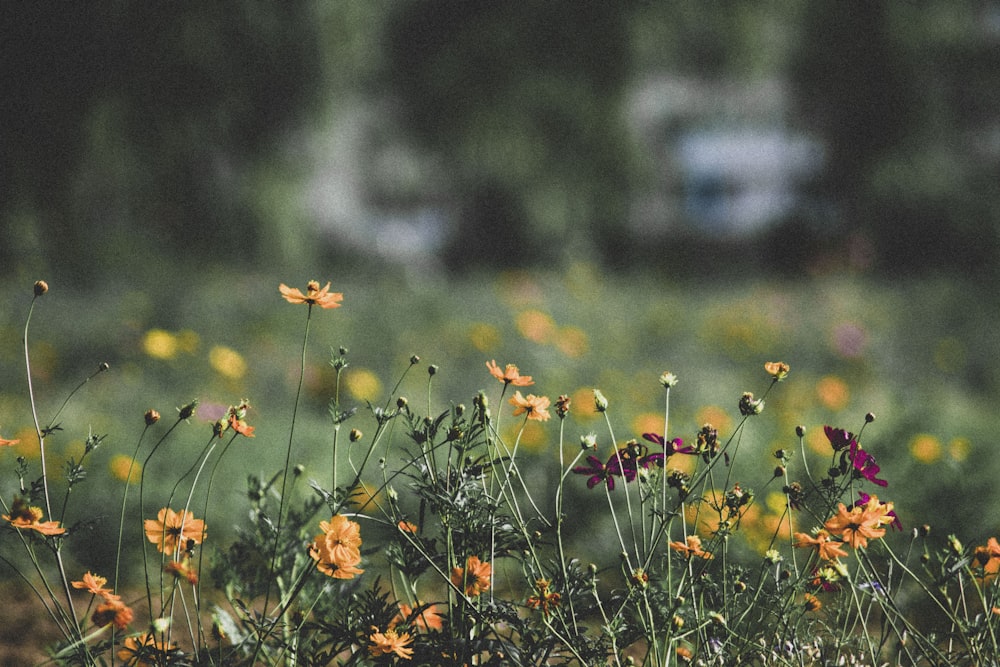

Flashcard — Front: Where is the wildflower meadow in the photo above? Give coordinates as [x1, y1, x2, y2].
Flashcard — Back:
[2, 273, 1000, 666]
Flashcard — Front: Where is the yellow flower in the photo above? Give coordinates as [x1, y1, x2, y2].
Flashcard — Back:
[209, 345, 247, 380]
[451, 555, 492, 597]
[279, 280, 343, 309]
[144, 508, 206, 554]
[109, 455, 141, 483]
[509, 391, 550, 421]
[486, 360, 534, 386]
[369, 626, 414, 660]
[309, 515, 364, 579]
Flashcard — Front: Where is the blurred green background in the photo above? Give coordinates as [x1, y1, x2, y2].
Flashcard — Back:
[2, 2, 1000, 577]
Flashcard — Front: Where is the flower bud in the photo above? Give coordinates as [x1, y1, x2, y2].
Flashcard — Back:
[33, 280, 49, 296]
[177, 400, 199, 421]
[349, 428, 363, 442]
[98, 362, 110, 372]
[795, 425, 806, 437]
[865, 412, 876, 423]
[580, 433, 597, 450]
[593, 389, 608, 412]
[144, 409, 161, 426]
[659, 371, 678, 388]
[428, 364, 438, 376]
[409, 355, 420, 365]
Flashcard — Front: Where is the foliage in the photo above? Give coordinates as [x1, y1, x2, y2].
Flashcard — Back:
[3, 278, 1000, 665]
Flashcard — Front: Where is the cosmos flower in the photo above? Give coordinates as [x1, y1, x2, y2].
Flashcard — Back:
[279, 280, 343, 309]
[486, 360, 534, 386]
[793, 529, 849, 561]
[2, 497, 65, 535]
[669, 535, 714, 559]
[451, 555, 492, 597]
[144, 508, 206, 554]
[309, 514, 364, 579]
[509, 391, 551, 421]
[369, 626, 414, 660]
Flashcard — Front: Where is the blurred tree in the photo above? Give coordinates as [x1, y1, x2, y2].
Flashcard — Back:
[382, 0, 638, 270]
[1, 2, 324, 283]
[790, 0, 1000, 274]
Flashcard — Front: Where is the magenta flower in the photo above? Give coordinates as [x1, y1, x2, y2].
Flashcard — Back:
[642, 433, 697, 457]
[823, 425, 855, 452]
[848, 441, 888, 487]
[572, 454, 634, 491]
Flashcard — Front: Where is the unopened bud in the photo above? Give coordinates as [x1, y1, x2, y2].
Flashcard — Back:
[593, 389, 608, 412]
[33, 280, 49, 296]
[144, 409, 161, 426]
[349, 428, 363, 442]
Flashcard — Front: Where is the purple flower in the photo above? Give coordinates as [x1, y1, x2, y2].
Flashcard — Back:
[824, 425, 855, 452]
[572, 455, 616, 490]
[848, 441, 888, 488]
[572, 452, 636, 491]
[642, 433, 696, 457]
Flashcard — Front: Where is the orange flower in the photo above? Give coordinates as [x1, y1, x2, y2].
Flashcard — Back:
[764, 361, 790, 381]
[973, 537, 1000, 580]
[279, 280, 343, 309]
[0, 431, 19, 447]
[803, 593, 822, 612]
[369, 626, 414, 660]
[216, 400, 254, 438]
[398, 520, 419, 534]
[669, 535, 714, 559]
[486, 360, 534, 386]
[793, 529, 849, 561]
[72, 571, 113, 597]
[164, 556, 199, 585]
[526, 578, 561, 616]
[451, 555, 492, 597]
[2, 497, 65, 535]
[309, 514, 364, 579]
[509, 391, 551, 421]
[396, 602, 444, 632]
[92, 595, 133, 630]
[117, 632, 176, 667]
[823, 497, 893, 549]
[144, 508, 206, 554]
